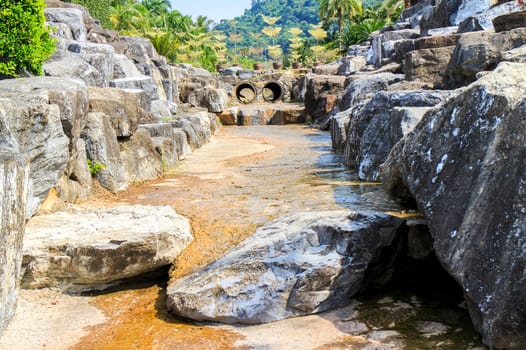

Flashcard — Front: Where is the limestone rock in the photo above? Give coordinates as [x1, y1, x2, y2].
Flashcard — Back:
[166, 211, 404, 324]
[88, 86, 151, 137]
[342, 90, 447, 180]
[151, 100, 178, 120]
[119, 129, 163, 183]
[445, 28, 526, 88]
[339, 73, 405, 111]
[187, 87, 228, 113]
[0, 84, 69, 218]
[45, 39, 115, 88]
[380, 62, 526, 349]
[405, 46, 456, 88]
[21, 205, 192, 292]
[493, 9, 526, 33]
[112, 54, 143, 79]
[172, 112, 212, 150]
[450, 0, 489, 25]
[304, 74, 346, 121]
[457, 1, 523, 32]
[0, 152, 29, 334]
[110, 77, 160, 101]
[44, 8, 86, 41]
[81, 112, 127, 192]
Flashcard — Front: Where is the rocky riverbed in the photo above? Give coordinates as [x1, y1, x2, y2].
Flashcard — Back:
[0, 125, 484, 349]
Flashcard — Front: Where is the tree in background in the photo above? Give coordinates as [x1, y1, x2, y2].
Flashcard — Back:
[0, 0, 55, 78]
[319, 0, 363, 48]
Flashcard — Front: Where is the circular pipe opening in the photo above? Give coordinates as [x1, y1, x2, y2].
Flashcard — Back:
[262, 81, 283, 103]
[235, 82, 257, 104]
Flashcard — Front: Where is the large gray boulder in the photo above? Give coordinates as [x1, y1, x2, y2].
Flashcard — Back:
[405, 46, 456, 88]
[380, 62, 526, 349]
[0, 83, 69, 218]
[0, 77, 90, 188]
[21, 205, 192, 293]
[81, 112, 127, 192]
[304, 74, 346, 121]
[88, 86, 152, 137]
[0, 151, 29, 334]
[342, 90, 448, 181]
[445, 28, 526, 88]
[456, 1, 523, 32]
[45, 39, 115, 88]
[172, 112, 212, 150]
[338, 73, 405, 111]
[167, 211, 404, 324]
[119, 129, 163, 183]
[45, 8, 86, 41]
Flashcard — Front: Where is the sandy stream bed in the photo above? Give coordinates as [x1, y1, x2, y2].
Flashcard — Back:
[0, 125, 471, 350]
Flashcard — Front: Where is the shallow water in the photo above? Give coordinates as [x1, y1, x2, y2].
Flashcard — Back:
[74, 125, 485, 349]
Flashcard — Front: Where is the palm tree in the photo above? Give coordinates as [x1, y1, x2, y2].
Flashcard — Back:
[319, 0, 363, 48]
[142, 0, 171, 16]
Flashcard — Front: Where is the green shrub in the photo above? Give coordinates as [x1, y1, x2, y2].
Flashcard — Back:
[64, 0, 114, 29]
[0, 0, 55, 78]
[87, 159, 106, 176]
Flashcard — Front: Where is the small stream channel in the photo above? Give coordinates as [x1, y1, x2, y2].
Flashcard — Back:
[75, 125, 485, 349]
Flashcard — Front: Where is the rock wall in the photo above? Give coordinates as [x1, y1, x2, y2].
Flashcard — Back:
[304, 3, 526, 349]
[0, 151, 28, 335]
[380, 62, 526, 349]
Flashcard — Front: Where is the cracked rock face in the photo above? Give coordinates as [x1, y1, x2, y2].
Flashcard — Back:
[166, 210, 404, 324]
[21, 205, 192, 293]
[380, 62, 526, 350]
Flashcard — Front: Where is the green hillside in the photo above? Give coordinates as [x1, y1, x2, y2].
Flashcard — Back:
[214, 0, 321, 64]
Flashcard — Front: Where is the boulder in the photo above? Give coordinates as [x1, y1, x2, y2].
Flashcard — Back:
[330, 110, 351, 153]
[380, 62, 526, 349]
[187, 87, 228, 113]
[110, 76, 160, 101]
[172, 112, 212, 150]
[44, 8, 86, 41]
[445, 28, 526, 88]
[150, 100, 178, 121]
[0, 151, 29, 334]
[0, 84, 69, 218]
[21, 205, 192, 293]
[166, 211, 404, 324]
[493, 9, 526, 33]
[88, 86, 151, 137]
[44, 0, 96, 34]
[112, 54, 143, 79]
[457, 1, 523, 32]
[502, 45, 526, 62]
[119, 129, 163, 183]
[449, 0, 489, 25]
[338, 73, 405, 111]
[81, 112, 127, 192]
[342, 90, 448, 180]
[45, 39, 115, 88]
[55, 138, 92, 204]
[0, 77, 89, 181]
[367, 29, 421, 66]
[405, 46, 456, 88]
[419, 0, 449, 35]
[304, 74, 346, 121]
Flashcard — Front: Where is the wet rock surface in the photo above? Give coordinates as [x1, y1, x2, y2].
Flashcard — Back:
[21, 205, 192, 293]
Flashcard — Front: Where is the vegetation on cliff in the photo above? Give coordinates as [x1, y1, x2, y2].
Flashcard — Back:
[0, 0, 55, 78]
[63, 0, 404, 70]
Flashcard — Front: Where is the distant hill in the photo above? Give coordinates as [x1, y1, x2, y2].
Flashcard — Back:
[214, 0, 321, 61]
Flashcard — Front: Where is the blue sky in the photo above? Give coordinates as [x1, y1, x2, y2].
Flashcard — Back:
[170, 0, 253, 23]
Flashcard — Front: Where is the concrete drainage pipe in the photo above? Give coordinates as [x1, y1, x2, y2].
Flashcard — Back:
[262, 81, 283, 102]
[235, 82, 257, 104]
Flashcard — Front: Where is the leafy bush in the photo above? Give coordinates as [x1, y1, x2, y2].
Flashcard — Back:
[343, 19, 387, 46]
[87, 159, 106, 176]
[0, 0, 55, 78]
[64, 0, 114, 28]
